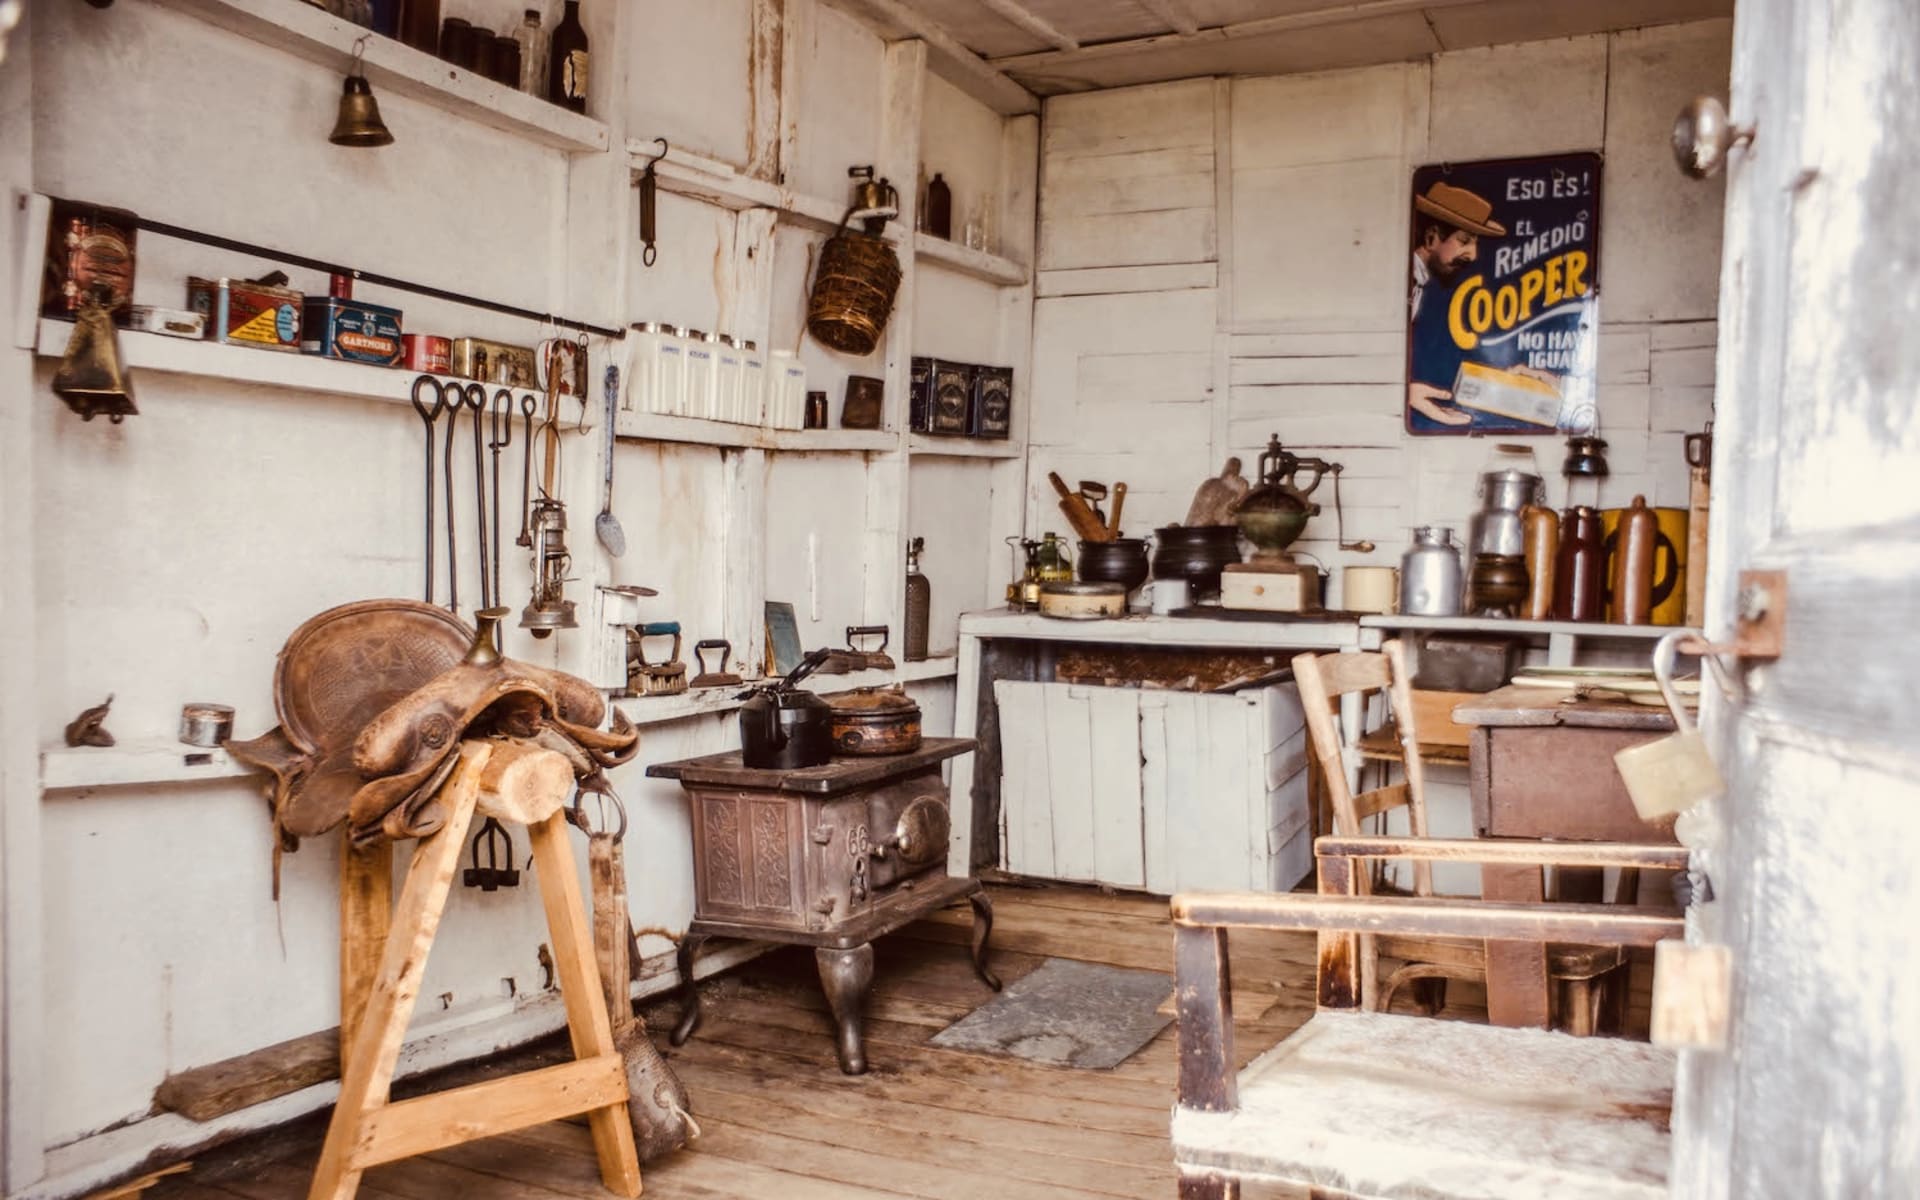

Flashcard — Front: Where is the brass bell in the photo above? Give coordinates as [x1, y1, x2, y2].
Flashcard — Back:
[330, 72, 394, 147]
[52, 293, 137, 423]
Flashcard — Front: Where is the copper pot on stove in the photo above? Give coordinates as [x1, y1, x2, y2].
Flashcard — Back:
[827, 686, 922, 756]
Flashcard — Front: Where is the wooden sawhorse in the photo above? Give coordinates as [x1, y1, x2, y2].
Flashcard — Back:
[312, 741, 641, 1200]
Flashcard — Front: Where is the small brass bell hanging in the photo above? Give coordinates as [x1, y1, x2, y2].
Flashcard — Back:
[330, 37, 394, 148]
[52, 291, 137, 423]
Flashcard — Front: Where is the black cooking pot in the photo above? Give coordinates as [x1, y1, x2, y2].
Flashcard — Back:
[738, 648, 835, 769]
[1078, 537, 1150, 592]
[1151, 524, 1243, 599]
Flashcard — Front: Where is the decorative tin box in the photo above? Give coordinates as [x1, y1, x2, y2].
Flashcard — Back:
[969, 364, 1013, 439]
[301, 296, 404, 366]
[929, 359, 971, 436]
[187, 277, 303, 352]
[909, 356, 934, 433]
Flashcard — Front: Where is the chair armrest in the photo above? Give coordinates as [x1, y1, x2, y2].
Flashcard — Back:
[1312, 835, 1690, 872]
[1171, 891, 1682, 948]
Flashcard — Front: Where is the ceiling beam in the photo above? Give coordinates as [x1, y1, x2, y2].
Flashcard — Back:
[974, 0, 1078, 51]
[1134, 0, 1199, 37]
[818, 0, 1040, 115]
[988, 0, 1482, 71]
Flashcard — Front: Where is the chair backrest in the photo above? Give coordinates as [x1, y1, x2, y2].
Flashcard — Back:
[1290, 640, 1433, 894]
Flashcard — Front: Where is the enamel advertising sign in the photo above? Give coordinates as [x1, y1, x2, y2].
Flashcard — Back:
[1405, 152, 1603, 436]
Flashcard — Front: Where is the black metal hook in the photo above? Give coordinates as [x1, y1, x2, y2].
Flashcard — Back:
[638, 138, 667, 268]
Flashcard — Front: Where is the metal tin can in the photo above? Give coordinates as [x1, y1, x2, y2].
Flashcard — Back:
[301, 296, 403, 366]
[127, 305, 206, 339]
[187, 276, 303, 352]
[179, 703, 235, 747]
[401, 333, 452, 373]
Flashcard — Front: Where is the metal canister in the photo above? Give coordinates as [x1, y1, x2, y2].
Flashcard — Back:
[1398, 526, 1463, 616]
[179, 703, 235, 747]
[402, 334, 452, 373]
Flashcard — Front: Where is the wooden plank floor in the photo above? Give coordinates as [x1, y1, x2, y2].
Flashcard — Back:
[146, 881, 1497, 1200]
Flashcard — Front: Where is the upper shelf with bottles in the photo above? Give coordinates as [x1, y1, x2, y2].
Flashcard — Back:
[149, 0, 610, 153]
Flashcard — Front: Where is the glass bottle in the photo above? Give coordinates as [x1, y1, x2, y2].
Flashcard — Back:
[510, 8, 544, 95]
[926, 172, 951, 240]
[904, 537, 930, 663]
[1036, 532, 1073, 582]
[399, 0, 440, 52]
[548, 0, 589, 113]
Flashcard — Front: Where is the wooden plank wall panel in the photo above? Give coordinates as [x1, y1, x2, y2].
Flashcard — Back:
[1042, 685, 1099, 882]
[1039, 79, 1217, 272]
[1139, 695, 1173, 895]
[1086, 687, 1147, 888]
[994, 681, 1054, 878]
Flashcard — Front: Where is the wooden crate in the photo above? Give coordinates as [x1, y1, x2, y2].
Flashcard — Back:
[993, 680, 1309, 894]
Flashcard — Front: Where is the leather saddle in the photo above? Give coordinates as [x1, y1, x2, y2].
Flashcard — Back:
[229, 600, 638, 867]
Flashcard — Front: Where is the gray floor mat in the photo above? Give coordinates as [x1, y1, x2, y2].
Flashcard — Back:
[929, 957, 1174, 1069]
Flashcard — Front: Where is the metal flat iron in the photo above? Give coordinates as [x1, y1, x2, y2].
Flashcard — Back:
[689, 639, 743, 689]
[628, 621, 689, 696]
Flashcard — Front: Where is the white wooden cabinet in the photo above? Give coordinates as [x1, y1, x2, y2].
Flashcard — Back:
[994, 680, 1310, 894]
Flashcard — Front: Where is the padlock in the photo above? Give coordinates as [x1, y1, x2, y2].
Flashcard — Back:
[1614, 631, 1726, 822]
[463, 817, 521, 891]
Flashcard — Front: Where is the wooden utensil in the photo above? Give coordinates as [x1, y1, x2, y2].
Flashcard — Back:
[1048, 471, 1112, 542]
[1108, 482, 1127, 536]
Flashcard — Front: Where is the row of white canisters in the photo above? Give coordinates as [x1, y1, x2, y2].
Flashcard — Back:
[624, 323, 809, 430]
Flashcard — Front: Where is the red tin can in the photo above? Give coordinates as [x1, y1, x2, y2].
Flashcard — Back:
[401, 334, 452, 374]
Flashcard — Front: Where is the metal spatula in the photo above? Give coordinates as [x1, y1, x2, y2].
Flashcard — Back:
[596, 364, 627, 558]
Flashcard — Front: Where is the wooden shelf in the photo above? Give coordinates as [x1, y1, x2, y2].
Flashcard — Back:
[31, 319, 586, 421]
[42, 739, 251, 791]
[907, 434, 1023, 459]
[151, 0, 610, 153]
[629, 141, 900, 243]
[614, 655, 959, 726]
[614, 409, 898, 453]
[912, 234, 1029, 287]
[1359, 615, 1675, 640]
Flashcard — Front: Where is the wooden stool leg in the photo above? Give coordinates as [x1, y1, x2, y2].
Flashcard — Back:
[1566, 977, 1596, 1037]
[339, 841, 392, 1078]
[528, 811, 643, 1197]
[308, 748, 488, 1200]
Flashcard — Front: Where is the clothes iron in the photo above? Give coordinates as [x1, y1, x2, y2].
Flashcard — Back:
[843, 624, 896, 671]
[627, 621, 689, 696]
[690, 639, 743, 689]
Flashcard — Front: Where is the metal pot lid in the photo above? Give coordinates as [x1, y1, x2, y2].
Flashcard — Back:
[829, 685, 919, 714]
[1039, 580, 1127, 597]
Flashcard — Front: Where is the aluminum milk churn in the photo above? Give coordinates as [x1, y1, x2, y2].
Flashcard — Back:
[1399, 526, 1464, 616]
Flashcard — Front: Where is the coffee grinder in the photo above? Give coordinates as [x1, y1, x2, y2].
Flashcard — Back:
[1220, 435, 1334, 613]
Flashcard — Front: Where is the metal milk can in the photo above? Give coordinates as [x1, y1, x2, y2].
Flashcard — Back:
[1399, 526, 1464, 616]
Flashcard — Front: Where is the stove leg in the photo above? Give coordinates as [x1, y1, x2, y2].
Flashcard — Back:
[815, 944, 875, 1075]
[969, 890, 1002, 991]
[670, 934, 706, 1046]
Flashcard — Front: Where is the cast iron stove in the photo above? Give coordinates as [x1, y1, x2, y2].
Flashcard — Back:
[648, 737, 997, 1074]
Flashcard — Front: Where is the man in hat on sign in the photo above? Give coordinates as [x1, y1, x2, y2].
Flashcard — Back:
[1407, 180, 1504, 430]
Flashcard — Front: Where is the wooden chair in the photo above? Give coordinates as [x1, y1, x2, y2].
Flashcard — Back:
[1171, 834, 1689, 1200]
[1290, 642, 1624, 1032]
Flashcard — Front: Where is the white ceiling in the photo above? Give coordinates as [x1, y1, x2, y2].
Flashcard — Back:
[825, 0, 1733, 110]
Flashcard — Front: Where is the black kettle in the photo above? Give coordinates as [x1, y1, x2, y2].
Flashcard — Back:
[738, 648, 835, 769]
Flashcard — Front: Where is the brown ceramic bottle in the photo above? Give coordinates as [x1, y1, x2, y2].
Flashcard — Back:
[1552, 506, 1605, 622]
[1611, 495, 1658, 624]
[1521, 504, 1559, 621]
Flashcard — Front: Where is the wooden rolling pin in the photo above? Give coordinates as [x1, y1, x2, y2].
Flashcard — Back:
[1048, 472, 1112, 542]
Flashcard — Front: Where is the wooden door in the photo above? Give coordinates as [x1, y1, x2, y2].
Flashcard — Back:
[1671, 0, 1920, 1194]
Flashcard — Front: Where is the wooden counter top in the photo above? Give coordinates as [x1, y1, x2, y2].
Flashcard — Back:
[1451, 684, 1678, 732]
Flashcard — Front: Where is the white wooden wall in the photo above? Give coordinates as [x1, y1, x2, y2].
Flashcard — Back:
[2, 1, 1017, 1189]
[1028, 22, 1732, 582]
